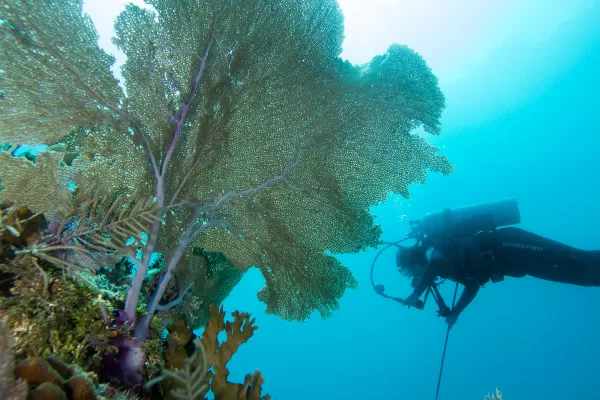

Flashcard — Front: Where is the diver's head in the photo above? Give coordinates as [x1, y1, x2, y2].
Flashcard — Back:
[396, 243, 427, 278]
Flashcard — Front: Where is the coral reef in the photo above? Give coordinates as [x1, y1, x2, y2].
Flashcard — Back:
[1, 0, 452, 396]
[13, 354, 139, 400]
[1, 273, 271, 399]
[1, 208, 270, 398]
[0, 249, 163, 378]
[0, 256, 113, 365]
[0, 201, 266, 398]
[1, 0, 451, 332]
[0, 201, 166, 373]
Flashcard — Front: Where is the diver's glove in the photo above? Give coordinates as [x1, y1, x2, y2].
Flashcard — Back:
[445, 313, 458, 328]
[403, 292, 420, 308]
[437, 305, 451, 318]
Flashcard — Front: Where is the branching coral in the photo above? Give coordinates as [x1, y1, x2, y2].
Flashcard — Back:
[201, 306, 266, 399]
[147, 338, 210, 400]
[150, 305, 269, 400]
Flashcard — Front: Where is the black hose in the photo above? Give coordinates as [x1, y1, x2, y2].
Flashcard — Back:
[370, 238, 412, 302]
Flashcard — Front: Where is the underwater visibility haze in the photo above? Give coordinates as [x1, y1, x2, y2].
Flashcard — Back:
[0, 0, 599, 399]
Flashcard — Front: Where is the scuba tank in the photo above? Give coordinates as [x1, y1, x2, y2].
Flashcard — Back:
[413, 198, 521, 240]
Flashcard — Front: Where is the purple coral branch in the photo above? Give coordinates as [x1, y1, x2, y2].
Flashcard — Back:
[123, 18, 219, 324]
[124, 217, 162, 321]
[160, 18, 216, 179]
[145, 206, 204, 312]
[155, 281, 195, 312]
[136, 150, 302, 338]
[140, 134, 160, 180]
[203, 147, 302, 213]
[167, 154, 202, 208]
[124, 11, 302, 342]
[134, 217, 228, 339]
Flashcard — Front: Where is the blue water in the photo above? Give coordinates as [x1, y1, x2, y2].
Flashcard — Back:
[218, 3, 600, 400]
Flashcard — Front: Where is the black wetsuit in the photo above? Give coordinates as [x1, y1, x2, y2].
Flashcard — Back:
[411, 227, 600, 317]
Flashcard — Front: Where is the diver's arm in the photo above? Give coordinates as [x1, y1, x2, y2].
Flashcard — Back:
[412, 264, 436, 297]
[451, 280, 480, 316]
[412, 247, 444, 297]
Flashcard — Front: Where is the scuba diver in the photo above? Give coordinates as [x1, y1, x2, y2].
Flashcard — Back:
[371, 198, 600, 328]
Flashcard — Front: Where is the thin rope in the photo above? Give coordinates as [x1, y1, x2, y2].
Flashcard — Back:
[435, 281, 459, 400]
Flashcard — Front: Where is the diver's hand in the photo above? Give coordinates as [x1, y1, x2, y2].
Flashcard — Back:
[437, 306, 451, 318]
[445, 313, 458, 328]
[403, 292, 419, 308]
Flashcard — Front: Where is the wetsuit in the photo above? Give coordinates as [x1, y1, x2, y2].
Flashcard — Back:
[410, 227, 600, 317]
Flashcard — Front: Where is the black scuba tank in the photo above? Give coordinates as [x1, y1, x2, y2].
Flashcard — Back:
[418, 198, 521, 239]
